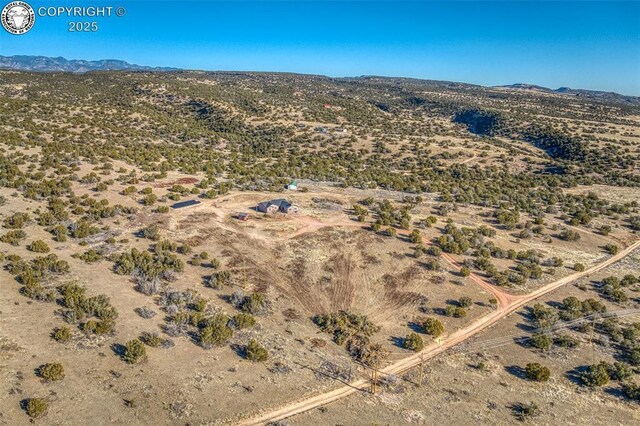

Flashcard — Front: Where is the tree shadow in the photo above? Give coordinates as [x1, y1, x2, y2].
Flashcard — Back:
[513, 334, 534, 349]
[187, 330, 201, 347]
[432, 307, 447, 316]
[217, 294, 232, 304]
[230, 343, 246, 358]
[515, 322, 536, 333]
[505, 365, 527, 380]
[565, 365, 588, 386]
[546, 300, 563, 309]
[111, 343, 126, 360]
[390, 336, 405, 349]
[604, 386, 627, 400]
[407, 321, 423, 333]
[516, 309, 532, 323]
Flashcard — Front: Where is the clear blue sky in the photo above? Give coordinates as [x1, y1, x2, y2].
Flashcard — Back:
[1, 1, 639, 95]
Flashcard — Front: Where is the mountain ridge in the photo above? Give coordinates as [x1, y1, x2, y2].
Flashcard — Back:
[0, 55, 179, 73]
[1, 55, 638, 104]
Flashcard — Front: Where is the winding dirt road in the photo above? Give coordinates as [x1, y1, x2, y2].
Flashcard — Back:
[238, 239, 640, 425]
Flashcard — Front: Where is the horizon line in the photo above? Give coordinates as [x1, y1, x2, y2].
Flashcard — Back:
[2, 54, 638, 98]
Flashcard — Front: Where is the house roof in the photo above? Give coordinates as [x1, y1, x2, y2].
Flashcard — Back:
[269, 198, 291, 207]
[258, 199, 295, 211]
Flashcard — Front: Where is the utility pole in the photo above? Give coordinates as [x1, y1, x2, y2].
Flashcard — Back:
[590, 316, 597, 363]
[370, 366, 378, 394]
[418, 353, 425, 387]
[243, 256, 247, 290]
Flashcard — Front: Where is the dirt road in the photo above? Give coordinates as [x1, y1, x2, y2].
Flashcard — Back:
[237, 239, 640, 425]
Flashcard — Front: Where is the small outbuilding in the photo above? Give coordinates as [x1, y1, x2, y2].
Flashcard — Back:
[171, 199, 202, 209]
[287, 180, 298, 191]
[237, 212, 250, 221]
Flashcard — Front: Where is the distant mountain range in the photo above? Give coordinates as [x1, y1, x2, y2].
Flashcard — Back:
[1, 55, 637, 104]
[496, 83, 639, 105]
[0, 55, 178, 73]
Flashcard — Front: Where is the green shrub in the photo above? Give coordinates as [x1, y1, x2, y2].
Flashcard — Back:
[403, 332, 424, 352]
[554, 334, 579, 348]
[599, 225, 611, 236]
[3, 212, 30, 229]
[37, 363, 65, 381]
[314, 311, 380, 340]
[21, 280, 55, 302]
[122, 186, 137, 196]
[178, 244, 192, 255]
[530, 333, 553, 351]
[69, 220, 99, 238]
[123, 339, 147, 364]
[27, 240, 50, 253]
[50, 224, 68, 242]
[207, 270, 232, 289]
[241, 293, 267, 315]
[622, 381, 640, 402]
[512, 401, 539, 421]
[199, 314, 233, 348]
[25, 398, 48, 418]
[82, 319, 116, 335]
[155, 239, 177, 253]
[113, 247, 184, 278]
[142, 193, 157, 206]
[426, 246, 442, 256]
[559, 229, 580, 241]
[606, 361, 632, 381]
[445, 305, 467, 318]
[423, 317, 444, 337]
[140, 331, 163, 347]
[580, 362, 610, 387]
[82, 319, 98, 334]
[0, 229, 26, 245]
[52, 326, 71, 342]
[59, 282, 86, 309]
[313, 310, 381, 361]
[524, 363, 550, 382]
[458, 296, 473, 308]
[245, 339, 269, 362]
[94, 319, 116, 335]
[141, 224, 160, 240]
[192, 297, 207, 312]
[604, 244, 619, 255]
[231, 313, 256, 329]
[75, 249, 102, 263]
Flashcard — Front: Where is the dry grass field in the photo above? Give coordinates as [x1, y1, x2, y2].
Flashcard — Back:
[292, 248, 640, 426]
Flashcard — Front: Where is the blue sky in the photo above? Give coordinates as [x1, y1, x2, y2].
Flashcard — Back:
[1, 1, 639, 95]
